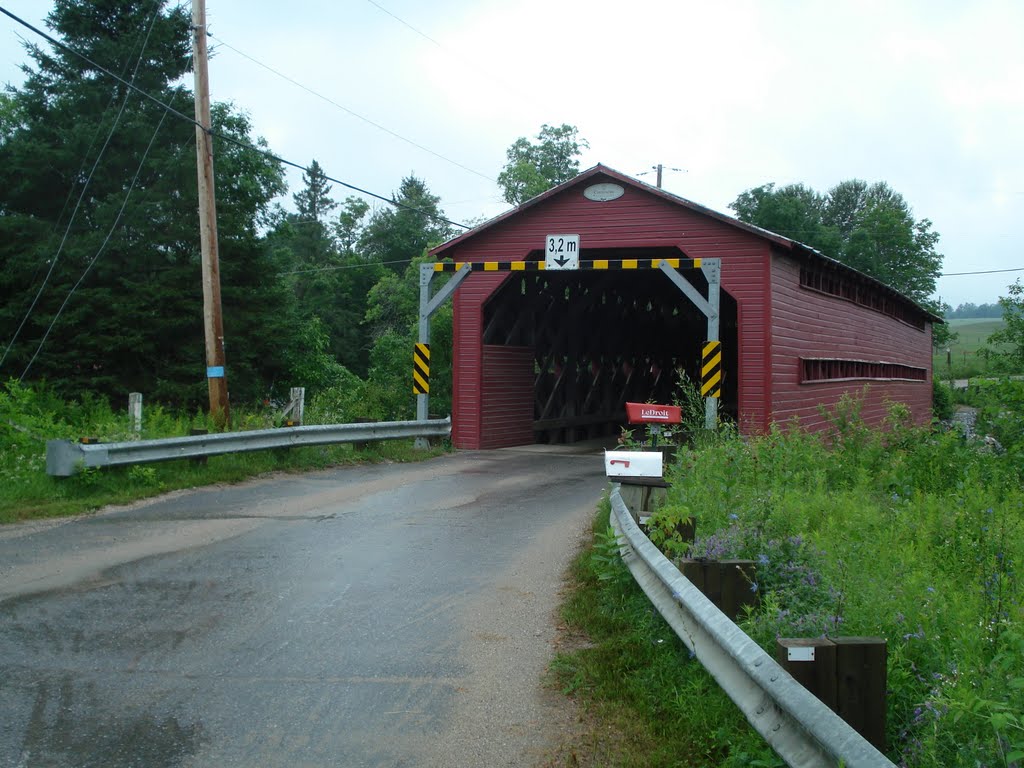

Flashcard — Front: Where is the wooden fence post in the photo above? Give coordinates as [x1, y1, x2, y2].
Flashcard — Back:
[289, 387, 305, 426]
[129, 392, 143, 435]
[777, 636, 887, 751]
[777, 638, 838, 710]
[719, 560, 758, 620]
[833, 637, 887, 751]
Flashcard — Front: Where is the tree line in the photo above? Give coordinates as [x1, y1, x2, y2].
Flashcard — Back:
[5, 0, 996, 422]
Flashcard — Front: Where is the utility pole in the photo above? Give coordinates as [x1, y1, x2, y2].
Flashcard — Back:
[639, 164, 684, 189]
[192, 0, 230, 427]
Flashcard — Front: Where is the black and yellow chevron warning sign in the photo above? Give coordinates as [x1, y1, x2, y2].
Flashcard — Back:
[701, 341, 722, 398]
[413, 343, 430, 395]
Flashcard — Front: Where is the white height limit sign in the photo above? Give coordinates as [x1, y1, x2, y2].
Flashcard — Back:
[545, 234, 580, 270]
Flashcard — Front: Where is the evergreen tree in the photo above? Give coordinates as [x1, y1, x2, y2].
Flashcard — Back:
[267, 167, 382, 377]
[359, 176, 453, 272]
[0, 0, 291, 406]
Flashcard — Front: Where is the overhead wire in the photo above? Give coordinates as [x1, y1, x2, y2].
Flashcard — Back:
[364, 0, 445, 48]
[279, 258, 414, 276]
[0, 5, 470, 231]
[207, 31, 496, 184]
[21, 106, 174, 381]
[940, 267, 1023, 277]
[0, 4, 163, 371]
[7, 23, 152, 326]
[363, 0, 553, 118]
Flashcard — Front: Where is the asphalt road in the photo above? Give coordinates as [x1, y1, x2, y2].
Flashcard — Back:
[0, 446, 608, 767]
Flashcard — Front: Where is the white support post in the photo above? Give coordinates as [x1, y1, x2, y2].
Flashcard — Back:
[417, 265, 433, 426]
[289, 387, 305, 426]
[658, 258, 721, 431]
[702, 259, 722, 430]
[129, 392, 143, 435]
[415, 265, 435, 449]
[415, 263, 473, 449]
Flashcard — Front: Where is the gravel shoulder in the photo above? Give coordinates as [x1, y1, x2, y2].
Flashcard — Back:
[418, 492, 595, 767]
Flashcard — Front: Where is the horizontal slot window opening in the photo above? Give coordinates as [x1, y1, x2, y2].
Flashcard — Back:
[800, 265, 926, 330]
[800, 358, 927, 383]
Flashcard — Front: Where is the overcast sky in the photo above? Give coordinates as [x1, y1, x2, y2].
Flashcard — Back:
[2, 0, 1022, 308]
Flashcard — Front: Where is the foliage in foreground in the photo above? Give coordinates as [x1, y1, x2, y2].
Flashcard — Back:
[0, 380, 445, 523]
[663, 398, 1023, 767]
[550, 502, 780, 768]
[555, 393, 1023, 767]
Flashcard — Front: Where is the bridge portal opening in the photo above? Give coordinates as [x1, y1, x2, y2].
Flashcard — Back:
[479, 248, 738, 445]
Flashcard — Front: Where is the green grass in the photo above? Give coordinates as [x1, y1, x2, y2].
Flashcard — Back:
[0, 381, 447, 524]
[546, 502, 781, 768]
[550, 392, 1024, 767]
[935, 317, 1010, 378]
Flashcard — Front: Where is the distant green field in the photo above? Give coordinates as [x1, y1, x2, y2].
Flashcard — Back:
[946, 318, 1006, 352]
[935, 317, 1009, 376]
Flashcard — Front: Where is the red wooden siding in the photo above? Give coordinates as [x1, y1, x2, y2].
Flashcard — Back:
[480, 345, 535, 449]
[446, 176, 774, 445]
[769, 251, 933, 430]
[440, 166, 934, 446]
[452, 273, 507, 448]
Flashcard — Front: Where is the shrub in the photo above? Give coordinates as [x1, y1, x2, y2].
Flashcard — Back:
[658, 394, 1023, 766]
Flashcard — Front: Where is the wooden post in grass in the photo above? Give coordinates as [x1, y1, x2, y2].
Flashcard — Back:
[777, 636, 887, 751]
[129, 392, 143, 435]
[679, 560, 705, 592]
[776, 638, 838, 710]
[719, 560, 758, 620]
[678, 560, 757, 621]
[289, 387, 305, 426]
[833, 637, 887, 751]
[189, 428, 208, 465]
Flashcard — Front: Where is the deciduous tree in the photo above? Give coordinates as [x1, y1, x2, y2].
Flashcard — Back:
[497, 123, 588, 205]
[986, 279, 1024, 370]
[730, 179, 942, 306]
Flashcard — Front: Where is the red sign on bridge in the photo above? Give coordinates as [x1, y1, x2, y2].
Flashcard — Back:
[625, 402, 682, 425]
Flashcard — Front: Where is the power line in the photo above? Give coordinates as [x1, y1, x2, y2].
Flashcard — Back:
[279, 258, 414, 276]
[365, 0, 445, 48]
[0, 5, 470, 231]
[940, 267, 1024, 277]
[364, 0, 557, 124]
[1, 4, 163, 371]
[208, 32, 495, 184]
[21, 107, 172, 381]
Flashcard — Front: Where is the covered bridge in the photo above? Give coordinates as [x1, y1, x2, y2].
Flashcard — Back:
[429, 165, 937, 449]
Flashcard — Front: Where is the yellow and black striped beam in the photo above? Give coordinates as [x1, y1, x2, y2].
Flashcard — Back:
[413, 343, 430, 395]
[701, 341, 722, 398]
[432, 258, 702, 272]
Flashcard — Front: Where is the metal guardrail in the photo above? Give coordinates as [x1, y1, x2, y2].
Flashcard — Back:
[609, 486, 897, 768]
[46, 417, 452, 477]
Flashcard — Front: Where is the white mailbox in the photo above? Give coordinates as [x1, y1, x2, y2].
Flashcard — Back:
[604, 450, 663, 479]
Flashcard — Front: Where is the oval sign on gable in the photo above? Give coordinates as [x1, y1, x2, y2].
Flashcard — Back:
[583, 183, 624, 202]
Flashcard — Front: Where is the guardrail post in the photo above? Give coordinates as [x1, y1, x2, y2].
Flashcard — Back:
[834, 637, 887, 752]
[678, 559, 758, 621]
[190, 428, 208, 465]
[129, 392, 143, 434]
[777, 636, 887, 751]
[777, 638, 838, 710]
[719, 560, 757, 620]
[289, 387, 305, 426]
